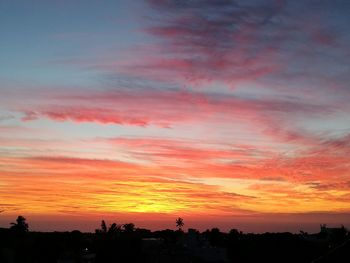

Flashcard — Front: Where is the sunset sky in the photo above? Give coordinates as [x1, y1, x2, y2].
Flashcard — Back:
[1, 0, 350, 233]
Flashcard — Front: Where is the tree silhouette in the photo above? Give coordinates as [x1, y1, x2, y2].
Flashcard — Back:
[176, 217, 184, 231]
[123, 223, 135, 233]
[10, 215, 29, 233]
[95, 220, 121, 235]
[101, 220, 108, 233]
[108, 223, 121, 234]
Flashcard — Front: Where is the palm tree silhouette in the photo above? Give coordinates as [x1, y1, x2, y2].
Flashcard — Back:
[10, 215, 29, 232]
[101, 220, 108, 233]
[176, 217, 184, 231]
[123, 223, 135, 233]
[108, 223, 121, 234]
[96, 220, 122, 235]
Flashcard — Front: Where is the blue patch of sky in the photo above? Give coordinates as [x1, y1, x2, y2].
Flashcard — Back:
[0, 0, 152, 87]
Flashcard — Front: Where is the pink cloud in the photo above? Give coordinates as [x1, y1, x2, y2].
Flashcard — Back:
[18, 87, 331, 140]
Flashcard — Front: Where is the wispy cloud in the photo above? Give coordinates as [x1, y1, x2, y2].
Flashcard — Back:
[1, 0, 350, 229]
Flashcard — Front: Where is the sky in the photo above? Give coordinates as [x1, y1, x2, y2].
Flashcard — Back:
[0, 0, 350, 233]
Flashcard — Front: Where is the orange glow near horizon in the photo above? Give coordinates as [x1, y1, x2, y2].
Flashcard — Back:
[1, 150, 350, 227]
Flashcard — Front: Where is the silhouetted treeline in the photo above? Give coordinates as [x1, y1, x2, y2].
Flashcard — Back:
[0, 216, 349, 263]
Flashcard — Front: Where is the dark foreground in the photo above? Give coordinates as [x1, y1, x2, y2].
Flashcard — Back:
[0, 221, 349, 263]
